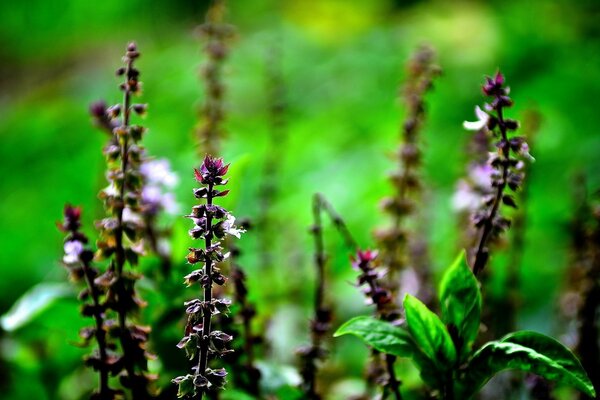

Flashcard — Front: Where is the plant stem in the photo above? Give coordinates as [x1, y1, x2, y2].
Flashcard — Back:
[196, 183, 214, 400]
[113, 54, 143, 398]
[473, 107, 510, 277]
[81, 259, 111, 397]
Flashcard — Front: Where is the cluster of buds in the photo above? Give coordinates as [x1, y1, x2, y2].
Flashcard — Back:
[352, 250, 393, 316]
[351, 250, 403, 400]
[375, 45, 440, 302]
[91, 42, 154, 398]
[463, 72, 532, 276]
[173, 155, 244, 399]
[196, 0, 235, 156]
[59, 205, 121, 400]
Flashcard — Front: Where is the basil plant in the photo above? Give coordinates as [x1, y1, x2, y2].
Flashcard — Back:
[335, 252, 596, 399]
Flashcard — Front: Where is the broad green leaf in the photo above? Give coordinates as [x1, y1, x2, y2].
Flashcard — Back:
[404, 294, 457, 370]
[334, 315, 442, 388]
[456, 331, 596, 398]
[334, 316, 415, 358]
[439, 250, 481, 360]
[0, 282, 73, 332]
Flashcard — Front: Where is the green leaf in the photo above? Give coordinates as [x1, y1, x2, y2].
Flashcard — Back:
[334, 316, 415, 358]
[335, 315, 443, 387]
[0, 282, 73, 332]
[404, 294, 457, 370]
[439, 250, 481, 360]
[456, 331, 596, 398]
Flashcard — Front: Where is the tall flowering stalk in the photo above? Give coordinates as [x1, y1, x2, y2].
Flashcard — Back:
[375, 45, 440, 300]
[196, 0, 235, 156]
[229, 243, 262, 396]
[297, 194, 333, 400]
[560, 181, 600, 399]
[297, 194, 359, 399]
[257, 45, 287, 275]
[93, 42, 154, 399]
[59, 205, 119, 400]
[351, 250, 402, 400]
[463, 72, 532, 276]
[173, 155, 244, 399]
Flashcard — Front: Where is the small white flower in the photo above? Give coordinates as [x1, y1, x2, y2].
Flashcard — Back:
[463, 106, 489, 131]
[63, 240, 84, 263]
[222, 214, 245, 239]
[141, 159, 179, 188]
[519, 143, 535, 162]
[103, 183, 119, 197]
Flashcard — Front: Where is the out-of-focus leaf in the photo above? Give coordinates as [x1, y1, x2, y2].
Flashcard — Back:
[1, 282, 73, 332]
[456, 331, 596, 398]
[256, 361, 302, 394]
[221, 390, 258, 400]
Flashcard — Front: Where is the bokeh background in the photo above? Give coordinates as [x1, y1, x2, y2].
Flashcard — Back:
[1, 0, 600, 399]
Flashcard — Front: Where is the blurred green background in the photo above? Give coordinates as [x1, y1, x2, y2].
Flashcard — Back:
[1, 0, 599, 398]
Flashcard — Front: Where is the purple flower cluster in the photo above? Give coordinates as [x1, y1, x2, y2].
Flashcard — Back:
[173, 155, 244, 399]
[463, 72, 532, 276]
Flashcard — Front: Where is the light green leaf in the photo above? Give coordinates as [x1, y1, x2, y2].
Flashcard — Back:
[439, 250, 481, 360]
[0, 282, 73, 332]
[335, 315, 442, 388]
[404, 294, 457, 370]
[334, 316, 415, 358]
[456, 331, 596, 398]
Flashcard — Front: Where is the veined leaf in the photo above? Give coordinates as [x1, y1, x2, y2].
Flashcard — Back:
[404, 294, 457, 370]
[456, 331, 596, 398]
[334, 315, 442, 387]
[334, 316, 415, 358]
[439, 250, 481, 360]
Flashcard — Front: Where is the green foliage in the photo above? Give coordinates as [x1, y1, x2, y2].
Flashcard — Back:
[336, 253, 596, 398]
[439, 250, 481, 361]
[403, 294, 457, 370]
[334, 316, 415, 358]
[456, 331, 596, 398]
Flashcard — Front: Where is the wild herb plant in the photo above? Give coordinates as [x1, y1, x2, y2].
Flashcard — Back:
[351, 250, 402, 399]
[173, 155, 244, 399]
[375, 45, 440, 303]
[336, 251, 596, 399]
[227, 231, 262, 397]
[462, 72, 533, 276]
[296, 194, 335, 400]
[196, 0, 235, 156]
[335, 74, 596, 400]
[92, 42, 155, 399]
[257, 44, 287, 276]
[59, 205, 119, 399]
[560, 181, 600, 399]
[296, 194, 358, 399]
